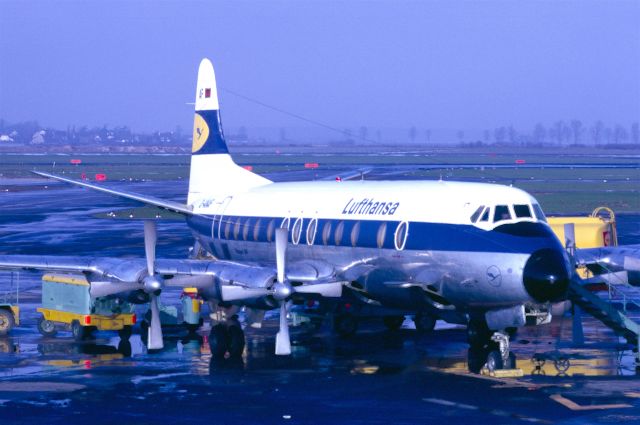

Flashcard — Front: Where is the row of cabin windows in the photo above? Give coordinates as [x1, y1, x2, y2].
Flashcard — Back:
[216, 216, 409, 250]
[470, 203, 547, 224]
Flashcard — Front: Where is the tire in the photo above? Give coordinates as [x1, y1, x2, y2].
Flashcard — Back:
[486, 350, 504, 372]
[0, 309, 15, 336]
[71, 320, 87, 342]
[209, 324, 228, 359]
[227, 325, 245, 358]
[414, 313, 436, 333]
[505, 352, 516, 369]
[467, 319, 491, 347]
[383, 316, 405, 331]
[334, 314, 358, 337]
[37, 316, 57, 337]
[468, 346, 488, 374]
[118, 325, 132, 339]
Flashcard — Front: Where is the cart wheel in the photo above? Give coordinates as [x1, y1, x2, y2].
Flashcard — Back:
[227, 324, 245, 358]
[37, 316, 57, 337]
[118, 325, 132, 340]
[71, 320, 87, 342]
[383, 315, 405, 331]
[0, 309, 15, 336]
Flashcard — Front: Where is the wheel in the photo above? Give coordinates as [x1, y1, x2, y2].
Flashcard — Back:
[118, 325, 132, 339]
[505, 352, 516, 369]
[71, 320, 88, 342]
[0, 309, 15, 336]
[227, 325, 245, 358]
[467, 319, 491, 347]
[383, 315, 405, 331]
[486, 350, 504, 372]
[37, 316, 57, 337]
[209, 323, 228, 359]
[468, 346, 488, 374]
[414, 313, 436, 333]
[334, 314, 358, 337]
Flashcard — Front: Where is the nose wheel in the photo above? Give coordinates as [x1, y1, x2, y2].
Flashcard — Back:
[467, 319, 517, 373]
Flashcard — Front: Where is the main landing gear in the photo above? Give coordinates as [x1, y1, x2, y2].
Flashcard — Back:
[467, 319, 516, 374]
[208, 315, 245, 360]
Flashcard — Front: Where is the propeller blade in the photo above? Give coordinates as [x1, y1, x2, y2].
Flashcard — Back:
[147, 293, 164, 350]
[275, 302, 291, 355]
[220, 285, 270, 302]
[275, 228, 288, 284]
[294, 282, 343, 298]
[144, 220, 157, 276]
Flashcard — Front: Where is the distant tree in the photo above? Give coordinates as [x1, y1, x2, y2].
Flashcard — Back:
[507, 126, 517, 145]
[569, 119, 583, 144]
[631, 122, 639, 144]
[613, 124, 628, 144]
[532, 123, 546, 144]
[552, 121, 564, 144]
[561, 122, 572, 144]
[483, 129, 490, 143]
[279, 128, 286, 142]
[425, 129, 432, 142]
[590, 120, 605, 146]
[456, 130, 464, 142]
[359, 126, 368, 142]
[409, 126, 417, 143]
[494, 127, 506, 144]
[603, 126, 612, 144]
[376, 129, 382, 144]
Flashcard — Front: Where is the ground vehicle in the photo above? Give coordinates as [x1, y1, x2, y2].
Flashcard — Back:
[0, 272, 20, 336]
[37, 274, 136, 341]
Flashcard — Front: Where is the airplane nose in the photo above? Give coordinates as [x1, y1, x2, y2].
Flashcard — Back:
[523, 248, 571, 302]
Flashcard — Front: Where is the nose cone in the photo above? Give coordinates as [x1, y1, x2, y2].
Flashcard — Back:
[523, 249, 571, 302]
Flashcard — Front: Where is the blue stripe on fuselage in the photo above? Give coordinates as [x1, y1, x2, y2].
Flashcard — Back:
[187, 214, 562, 255]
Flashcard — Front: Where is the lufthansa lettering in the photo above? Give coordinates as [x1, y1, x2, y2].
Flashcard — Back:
[341, 198, 399, 216]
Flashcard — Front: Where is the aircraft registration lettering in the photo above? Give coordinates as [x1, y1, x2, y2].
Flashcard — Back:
[341, 198, 399, 215]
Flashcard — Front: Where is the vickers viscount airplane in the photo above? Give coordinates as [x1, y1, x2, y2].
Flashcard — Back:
[0, 59, 578, 371]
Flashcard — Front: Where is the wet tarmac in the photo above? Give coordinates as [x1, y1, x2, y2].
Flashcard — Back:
[1, 179, 640, 424]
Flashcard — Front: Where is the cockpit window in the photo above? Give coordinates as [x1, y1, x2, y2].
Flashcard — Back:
[470, 205, 485, 223]
[493, 205, 511, 222]
[513, 204, 532, 218]
[479, 207, 490, 222]
[532, 204, 547, 222]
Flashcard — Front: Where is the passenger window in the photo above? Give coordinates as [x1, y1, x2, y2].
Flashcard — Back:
[322, 221, 332, 245]
[351, 222, 361, 247]
[334, 221, 345, 246]
[292, 218, 303, 245]
[253, 219, 262, 241]
[513, 204, 532, 218]
[281, 217, 290, 230]
[376, 222, 387, 248]
[394, 221, 409, 250]
[267, 219, 275, 242]
[532, 204, 547, 222]
[242, 218, 251, 240]
[470, 205, 485, 223]
[493, 205, 511, 222]
[233, 218, 242, 240]
[479, 207, 489, 222]
[306, 218, 318, 245]
[224, 218, 232, 240]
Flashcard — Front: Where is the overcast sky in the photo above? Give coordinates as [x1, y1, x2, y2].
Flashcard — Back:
[0, 0, 638, 133]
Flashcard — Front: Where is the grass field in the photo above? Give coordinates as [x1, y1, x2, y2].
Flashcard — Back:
[1, 149, 638, 214]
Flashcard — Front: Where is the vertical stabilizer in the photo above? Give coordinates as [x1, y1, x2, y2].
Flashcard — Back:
[187, 59, 271, 205]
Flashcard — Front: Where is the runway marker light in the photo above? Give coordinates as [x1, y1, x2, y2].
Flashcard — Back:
[70, 159, 82, 165]
[95, 174, 107, 181]
[304, 162, 319, 169]
[515, 159, 526, 164]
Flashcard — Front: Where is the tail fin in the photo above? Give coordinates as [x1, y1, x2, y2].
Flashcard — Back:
[188, 59, 271, 205]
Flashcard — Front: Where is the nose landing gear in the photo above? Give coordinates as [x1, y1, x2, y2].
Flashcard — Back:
[467, 319, 518, 374]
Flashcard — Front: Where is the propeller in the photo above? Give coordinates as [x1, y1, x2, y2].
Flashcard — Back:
[142, 220, 164, 350]
[274, 228, 293, 355]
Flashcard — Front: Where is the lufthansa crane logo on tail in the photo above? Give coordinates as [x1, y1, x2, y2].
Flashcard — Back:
[192, 113, 210, 153]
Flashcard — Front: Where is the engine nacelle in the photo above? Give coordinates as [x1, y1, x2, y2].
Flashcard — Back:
[199, 263, 277, 308]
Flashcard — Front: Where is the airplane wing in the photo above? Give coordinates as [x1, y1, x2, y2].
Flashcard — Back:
[575, 244, 640, 285]
[32, 171, 193, 215]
